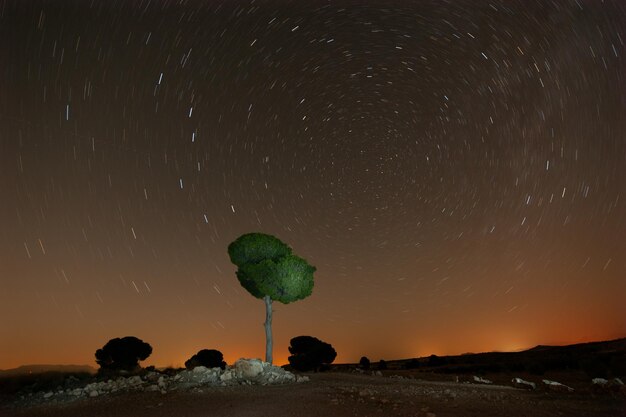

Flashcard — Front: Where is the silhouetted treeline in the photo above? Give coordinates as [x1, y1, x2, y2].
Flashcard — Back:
[288, 336, 337, 371]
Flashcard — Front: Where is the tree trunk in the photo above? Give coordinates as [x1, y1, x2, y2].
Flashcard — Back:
[263, 295, 273, 364]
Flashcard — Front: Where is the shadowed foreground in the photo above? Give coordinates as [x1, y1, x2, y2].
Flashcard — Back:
[2, 373, 624, 417]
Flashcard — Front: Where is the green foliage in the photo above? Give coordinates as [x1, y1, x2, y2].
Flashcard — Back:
[228, 233, 315, 303]
[228, 233, 292, 267]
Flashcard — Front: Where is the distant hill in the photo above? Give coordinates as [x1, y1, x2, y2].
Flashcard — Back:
[0, 365, 96, 378]
[336, 337, 626, 377]
[524, 338, 626, 354]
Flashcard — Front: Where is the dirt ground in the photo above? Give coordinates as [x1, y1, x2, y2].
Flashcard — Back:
[1, 372, 624, 417]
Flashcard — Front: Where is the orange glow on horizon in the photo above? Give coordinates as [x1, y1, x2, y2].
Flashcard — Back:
[1, 0, 625, 380]
[2, 330, 626, 371]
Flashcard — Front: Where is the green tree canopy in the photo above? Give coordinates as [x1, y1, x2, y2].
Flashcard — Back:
[227, 232, 316, 363]
[237, 255, 315, 303]
[228, 233, 292, 267]
[228, 233, 315, 303]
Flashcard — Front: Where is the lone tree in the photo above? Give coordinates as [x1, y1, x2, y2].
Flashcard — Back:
[95, 336, 152, 373]
[185, 349, 227, 370]
[359, 356, 371, 370]
[288, 336, 337, 371]
[228, 233, 315, 364]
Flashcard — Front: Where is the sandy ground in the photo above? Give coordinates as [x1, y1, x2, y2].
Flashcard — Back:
[1, 372, 624, 417]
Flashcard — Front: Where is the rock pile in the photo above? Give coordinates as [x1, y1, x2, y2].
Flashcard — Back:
[542, 379, 574, 392]
[472, 376, 492, 384]
[174, 359, 308, 387]
[14, 359, 308, 407]
[591, 377, 625, 394]
[511, 377, 536, 390]
[592, 377, 623, 387]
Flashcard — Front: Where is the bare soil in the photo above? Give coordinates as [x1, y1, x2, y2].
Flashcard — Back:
[1, 372, 624, 417]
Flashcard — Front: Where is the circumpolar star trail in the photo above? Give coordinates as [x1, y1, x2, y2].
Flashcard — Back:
[0, 0, 624, 368]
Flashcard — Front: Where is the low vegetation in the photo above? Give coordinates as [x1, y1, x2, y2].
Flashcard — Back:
[185, 349, 227, 370]
[288, 336, 337, 372]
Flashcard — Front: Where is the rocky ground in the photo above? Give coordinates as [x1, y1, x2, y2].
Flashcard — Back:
[1, 365, 624, 417]
[1, 359, 307, 409]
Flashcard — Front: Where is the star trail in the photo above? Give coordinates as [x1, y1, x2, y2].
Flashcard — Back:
[1, 0, 624, 369]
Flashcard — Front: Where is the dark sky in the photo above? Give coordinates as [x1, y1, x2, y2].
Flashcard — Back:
[1, 0, 624, 369]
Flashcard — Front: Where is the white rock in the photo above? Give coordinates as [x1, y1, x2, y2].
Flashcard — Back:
[512, 377, 536, 390]
[234, 358, 264, 379]
[473, 376, 492, 384]
[543, 379, 574, 392]
[43, 392, 53, 399]
[89, 390, 99, 397]
[128, 375, 143, 385]
[220, 370, 234, 381]
[592, 378, 608, 385]
[146, 384, 160, 391]
[193, 366, 209, 373]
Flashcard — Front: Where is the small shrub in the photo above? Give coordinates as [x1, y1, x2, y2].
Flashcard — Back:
[580, 357, 610, 379]
[404, 359, 420, 369]
[185, 349, 227, 370]
[527, 361, 547, 376]
[359, 356, 370, 370]
[428, 354, 447, 367]
[95, 336, 152, 373]
[288, 336, 336, 372]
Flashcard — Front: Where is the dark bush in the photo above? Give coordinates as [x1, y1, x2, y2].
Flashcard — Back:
[378, 360, 387, 370]
[288, 336, 336, 372]
[527, 361, 547, 375]
[95, 336, 152, 373]
[609, 354, 626, 377]
[404, 359, 420, 369]
[580, 356, 610, 379]
[185, 349, 227, 370]
[507, 362, 525, 373]
[161, 367, 184, 376]
[428, 354, 447, 367]
[0, 372, 92, 396]
[359, 356, 370, 370]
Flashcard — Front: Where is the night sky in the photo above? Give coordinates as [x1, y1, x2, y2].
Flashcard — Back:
[1, 0, 625, 369]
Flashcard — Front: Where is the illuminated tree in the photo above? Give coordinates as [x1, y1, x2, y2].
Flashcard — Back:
[228, 233, 315, 364]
